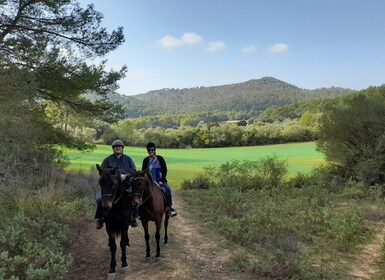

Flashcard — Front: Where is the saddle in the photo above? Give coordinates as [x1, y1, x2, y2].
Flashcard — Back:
[154, 182, 168, 207]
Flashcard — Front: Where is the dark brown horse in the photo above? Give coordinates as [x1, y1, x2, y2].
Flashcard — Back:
[129, 170, 171, 261]
[96, 164, 140, 278]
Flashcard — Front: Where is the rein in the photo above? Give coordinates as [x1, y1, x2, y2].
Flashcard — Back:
[112, 191, 124, 204]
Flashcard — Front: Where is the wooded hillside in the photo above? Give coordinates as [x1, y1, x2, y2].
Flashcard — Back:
[105, 77, 355, 118]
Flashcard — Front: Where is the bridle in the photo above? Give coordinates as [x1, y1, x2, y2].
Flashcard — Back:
[102, 190, 121, 206]
[129, 176, 144, 197]
[100, 170, 125, 205]
[129, 172, 155, 207]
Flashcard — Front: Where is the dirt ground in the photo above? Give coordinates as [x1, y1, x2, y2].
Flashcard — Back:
[66, 190, 254, 280]
[66, 190, 384, 280]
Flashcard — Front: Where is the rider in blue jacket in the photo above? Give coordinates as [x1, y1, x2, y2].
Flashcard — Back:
[95, 139, 137, 229]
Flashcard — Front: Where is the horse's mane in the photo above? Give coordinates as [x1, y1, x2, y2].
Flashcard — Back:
[143, 170, 153, 183]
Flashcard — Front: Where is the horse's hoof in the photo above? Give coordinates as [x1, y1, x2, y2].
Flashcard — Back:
[107, 273, 116, 280]
[145, 256, 151, 263]
[121, 266, 131, 273]
[155, 256, 162, 262]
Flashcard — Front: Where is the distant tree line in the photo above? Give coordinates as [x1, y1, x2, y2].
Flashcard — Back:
[97, 118, 315, 148]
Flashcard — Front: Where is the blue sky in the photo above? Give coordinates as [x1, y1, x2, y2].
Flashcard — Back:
[80, 0, 385, 96]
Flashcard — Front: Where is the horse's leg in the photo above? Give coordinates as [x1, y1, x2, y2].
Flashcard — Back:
[164, 213, 169, 245]
[142, 220, 151, 259]
[120, 230, 128, 268]
[108, 234, 117, 274]
[155, 219, 162, 259]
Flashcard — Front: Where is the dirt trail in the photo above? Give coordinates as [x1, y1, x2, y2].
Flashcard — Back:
[348, 225, 385, 280]
[66, 191, 385, 280]
[66, 190, 252, 280]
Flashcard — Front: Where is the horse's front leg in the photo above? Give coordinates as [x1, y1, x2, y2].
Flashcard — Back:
[120, 230, 129, 269]
[108, 234, 117, 274]
[142, 221, 151, 259]
[164, 214, 169, 245]
[155, 220, 162, 259]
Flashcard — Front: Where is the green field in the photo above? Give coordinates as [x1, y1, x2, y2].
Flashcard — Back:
[66, 142, 324, 187]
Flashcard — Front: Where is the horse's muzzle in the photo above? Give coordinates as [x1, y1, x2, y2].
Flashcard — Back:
[132, 196, 141, 207]
[102, 200, 113, 209]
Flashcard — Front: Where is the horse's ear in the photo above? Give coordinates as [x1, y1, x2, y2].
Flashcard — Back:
[143, 169, 153, 180]
[112, 166, 118, 174]
[128, 169, 135, 176]
[140, 169, 148, 177]
[96, 164, 103, 174]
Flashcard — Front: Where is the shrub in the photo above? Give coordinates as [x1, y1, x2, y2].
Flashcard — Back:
[215, 156, 288, 191]
[0, 211, 73, 280]
[287, 173, 313, 188]
[340, 179, 367, 199]
[181, 175, 213, 190]
[327, 206, 363, 250]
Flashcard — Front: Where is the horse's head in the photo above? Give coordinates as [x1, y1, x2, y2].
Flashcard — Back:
[96, 164, 121, 210]
[128, 169, 148, 207]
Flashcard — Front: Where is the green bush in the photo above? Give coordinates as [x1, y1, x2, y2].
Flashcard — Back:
[0, 211, 73, 280]
[181, 175, 214, 190]
[328, 206, 363, 250]
[0, 171, 94, 280]
[340, 179, 367, 199]
[214, 156, 287, 191]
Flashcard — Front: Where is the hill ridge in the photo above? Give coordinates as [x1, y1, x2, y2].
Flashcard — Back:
[106, 76, 356, 118]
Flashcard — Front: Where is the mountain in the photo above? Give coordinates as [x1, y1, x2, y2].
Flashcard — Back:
[109, 77, 356, 118]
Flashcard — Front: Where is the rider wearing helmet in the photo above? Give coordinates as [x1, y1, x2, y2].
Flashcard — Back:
[95, 139, 137, 229]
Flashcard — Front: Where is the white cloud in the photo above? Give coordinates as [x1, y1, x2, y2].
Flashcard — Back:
[159, 32, 203, 48]
[242, 45, 257, 53]
[182, 32, 203, 45]
[206, 41, 226, 52]
[159, 35, 182, 48]
[268, 43, 289, 53]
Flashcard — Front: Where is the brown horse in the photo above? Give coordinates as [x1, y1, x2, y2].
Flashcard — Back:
[96, 164, 140, 278]
[129, 170, 171, 261]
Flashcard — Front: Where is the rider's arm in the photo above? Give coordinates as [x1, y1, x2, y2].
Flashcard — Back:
[158, 156, 167, 183]
[101, 156, 111, 169]
[142, 157, 148, 171]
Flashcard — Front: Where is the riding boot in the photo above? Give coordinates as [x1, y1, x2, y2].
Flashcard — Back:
[169, 208, 177, 217]
[130, 219, 138, 227]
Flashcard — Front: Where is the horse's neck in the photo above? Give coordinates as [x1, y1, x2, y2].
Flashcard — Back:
[144, 179, 161, 200]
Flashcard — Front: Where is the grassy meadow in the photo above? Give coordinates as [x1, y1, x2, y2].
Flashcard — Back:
[66, 142, 324, 187]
